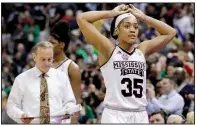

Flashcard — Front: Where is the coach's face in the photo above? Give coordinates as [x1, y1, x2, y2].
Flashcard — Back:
[33, 47, 53, 73]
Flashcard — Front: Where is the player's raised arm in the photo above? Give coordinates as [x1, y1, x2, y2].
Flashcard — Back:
[128, 4, 176, 56]
[76, 5, 130, 64]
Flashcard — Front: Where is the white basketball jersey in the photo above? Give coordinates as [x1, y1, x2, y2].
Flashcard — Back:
[56, 59, 72, 123]
[100, 46, 147, 110]
[56, 59, 72, 79]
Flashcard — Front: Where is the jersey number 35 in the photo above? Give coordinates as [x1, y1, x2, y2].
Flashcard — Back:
[121, 78, 143, 98]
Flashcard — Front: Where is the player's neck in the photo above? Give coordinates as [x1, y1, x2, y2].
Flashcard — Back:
[54, 52, 67, 63]
[118, 42, 134, 53]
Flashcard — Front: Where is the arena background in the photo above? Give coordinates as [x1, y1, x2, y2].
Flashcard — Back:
[1, 3, 195, 124]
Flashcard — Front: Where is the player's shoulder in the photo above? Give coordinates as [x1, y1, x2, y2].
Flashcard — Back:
[134, 48, 145, 56]
[69, 60, 80, 70]
[68, 60, 81, 77]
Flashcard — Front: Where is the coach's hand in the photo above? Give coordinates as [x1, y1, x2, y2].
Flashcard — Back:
[21, 113, 34, 124]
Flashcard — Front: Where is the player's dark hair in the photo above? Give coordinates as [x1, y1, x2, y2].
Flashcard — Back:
[50, 20, 71, 51]
[110, 15, 119, 40]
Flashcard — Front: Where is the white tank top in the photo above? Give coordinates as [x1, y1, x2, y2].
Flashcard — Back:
[56, 59, 72, 80]
[100, 46, 147, 111]
[56, 59, 72, 123]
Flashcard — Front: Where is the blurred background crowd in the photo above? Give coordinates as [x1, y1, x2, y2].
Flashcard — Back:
[1, 3, 194, 124]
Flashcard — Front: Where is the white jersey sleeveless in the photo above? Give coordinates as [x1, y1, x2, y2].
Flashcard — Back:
[56, 59, 72, 123]
[100, 46, 147, 111]
[56, 59, 72, 79]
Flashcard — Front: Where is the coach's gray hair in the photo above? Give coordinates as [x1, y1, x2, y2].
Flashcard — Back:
[32, 41, 53, 54]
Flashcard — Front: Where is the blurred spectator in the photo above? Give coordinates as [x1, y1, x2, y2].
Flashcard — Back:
[147, 77, 184, 115]
[79, 93, 96, 124]
[95, 91, 105, 123]
[156, 55, 167, 78]
[155, 80, 164, 98]
[12, 24, 26, 45]
[167, 114, 186, 124]
[2, 91, 8, 111]
[68, 29, 83, 52]
[48, 3, 65, 27]
[23, 18, 40, 44]
[183, 41, 194, 62]
[61, 9, 78, 29]
[2, 91, 16, 124]
[145, 4, 158, 19]
[148, 63, 159, 86]
[166, 63, 176, 77]
[2, 63, 15, 88]
[173, 4, 193, 42]
[186, 111, 194, 124]
[84, 45, 98, 65]
[15, 43, 28, 62]
[12, 52, 25, 76]
[174, 67, 186, 92]
[179, 84, 194, 117]
[149, 109, 171, 124]
[86, 84, 101, 110]
[75, 44, 88, 59]
[85, 3, 98, 11]
[32, 5, 47, 31]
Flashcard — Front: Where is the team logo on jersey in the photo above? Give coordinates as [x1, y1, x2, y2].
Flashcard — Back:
[117, 51, 122, 54]
[136, 50, 142, 56]
[113, 61, 145, 77]
[122, 53, 129, 60]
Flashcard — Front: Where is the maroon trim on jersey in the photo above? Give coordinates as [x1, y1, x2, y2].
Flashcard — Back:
[55, 58, 69, 69]
[118, 46, 136, 55]
[99, 46, 116, 69]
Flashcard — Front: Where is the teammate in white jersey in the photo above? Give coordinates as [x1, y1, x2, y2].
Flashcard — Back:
[77, 4, 176, 123]
[48, 21, 81, 123]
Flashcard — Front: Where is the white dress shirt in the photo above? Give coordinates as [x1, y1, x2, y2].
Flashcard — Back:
[7, 66, 76, 124]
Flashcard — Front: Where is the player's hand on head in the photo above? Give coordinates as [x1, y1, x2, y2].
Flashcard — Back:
[128, 4, 146, 21]
[111, 4, 130, 17]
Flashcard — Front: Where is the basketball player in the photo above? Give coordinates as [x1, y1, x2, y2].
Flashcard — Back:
[77, 4, 176, 123]
[48, 21, 81, 124]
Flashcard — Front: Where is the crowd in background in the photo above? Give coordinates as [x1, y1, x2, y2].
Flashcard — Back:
[2, 3, 194, 124]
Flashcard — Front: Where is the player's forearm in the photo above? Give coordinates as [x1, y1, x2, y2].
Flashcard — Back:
[77, 11, 113, 23]
[144, 15, 176, 36]
[71, 88, 80, 124]
[74, 90, 81, 105]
